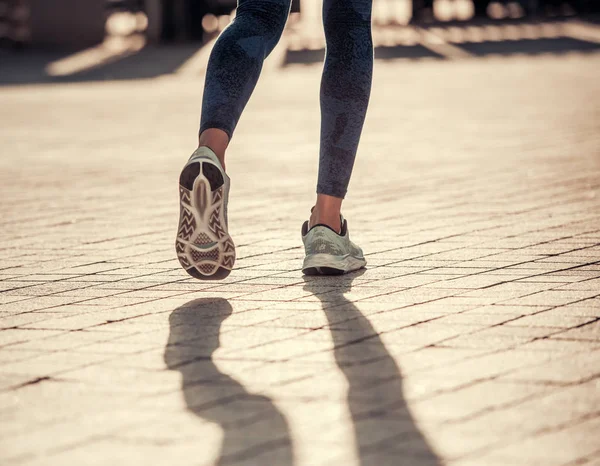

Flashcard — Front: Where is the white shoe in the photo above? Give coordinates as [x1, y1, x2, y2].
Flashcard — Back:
[301, 216, 366, 275]
[175, 147, 235, 280]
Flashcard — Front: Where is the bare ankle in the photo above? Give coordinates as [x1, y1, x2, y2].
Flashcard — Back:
[309, 194, 343, 233]
[310, 212, 341, 233]
[199, 128, 229, 170]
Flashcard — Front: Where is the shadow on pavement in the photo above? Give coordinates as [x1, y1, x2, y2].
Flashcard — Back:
[303, 271, 441, 466]
[285, 44, 442, 65]
[284, 19, 600, 66]
[457, 36, 600, 55]
[0, 44, 205, 86]
[164, 298, 294, 465]
[164, 278, 441, 464]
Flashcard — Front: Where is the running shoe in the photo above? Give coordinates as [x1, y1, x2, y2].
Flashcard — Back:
[301, 216, 366, 275]
[176, 147, 235, 280]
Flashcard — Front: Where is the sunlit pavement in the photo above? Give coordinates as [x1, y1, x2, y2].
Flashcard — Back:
[1, 23, 599, 466]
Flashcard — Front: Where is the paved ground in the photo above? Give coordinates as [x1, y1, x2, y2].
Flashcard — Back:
[1, 20, 600, 466]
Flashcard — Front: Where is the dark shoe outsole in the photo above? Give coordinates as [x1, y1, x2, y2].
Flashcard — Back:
[185, 265, 232, 280]
[180, 161, 224, 191]
[303, 266, 345, 276]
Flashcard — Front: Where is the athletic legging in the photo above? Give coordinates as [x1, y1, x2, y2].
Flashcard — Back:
[200, 0, 373, 198]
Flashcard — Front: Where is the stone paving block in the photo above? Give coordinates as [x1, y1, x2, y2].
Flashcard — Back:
[1, 351, 113, 378]
[331, 309, 447, 333]
[431, 390, 592, 462]
[0, 373, 51, 391]
[57, 366, 181, 395]
[435, 311, 518, 326]
[0, 282, 80, 296]
[555, 278, 600, 291]
[456, 281, 559, 299]
[14, 430, 215, 466]
[1, 383, 155, 435]
[69, 338, 163, 355]
[517, 337, 600, 354]
[234, 287, 314, 302]
[503, 312, 597, 328]
[415, 379, 552, 424]
[466, 322, 562, 339]
[0, 297, 83, 314]
[0, 328, 67, 348]
[224, 335, 336, 363]
[482, 304, 564, 316]
[0, 311, 67, 329]
[7, 330, 126, 352]
[223, 309, 305, 327]
[550, 319, 600, 341]
[16, 312, 125, 331]
[0, 295, 31, 307]
[471, 414, 600, 466]
[251, 312, 328, 329]
[0, 348, 48, 365]
[500, 349, 600, 384]
[459, 379, 599, 442]
[413, 349, 559, 391]
[500, 290, 600, 307]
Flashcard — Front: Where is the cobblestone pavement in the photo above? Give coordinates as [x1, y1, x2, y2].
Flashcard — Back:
[1, 27, 600, 466]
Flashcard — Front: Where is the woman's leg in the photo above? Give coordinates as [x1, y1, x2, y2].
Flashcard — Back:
[311, 0, 373, 232]
[199, 0, 292, 166]
[177, 0, 292, 281]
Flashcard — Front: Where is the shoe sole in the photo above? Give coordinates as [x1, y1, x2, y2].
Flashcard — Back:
[176, 159, 235, 280]
[302, 253, 366, 276]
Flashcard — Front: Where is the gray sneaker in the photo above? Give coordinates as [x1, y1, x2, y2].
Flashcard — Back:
[301, 216, 366, 275]
[176, 147, 235, 280]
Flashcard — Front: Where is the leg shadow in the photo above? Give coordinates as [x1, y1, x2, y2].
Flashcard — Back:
[164, 298, 294, 465]
[304, 273, 441, 466]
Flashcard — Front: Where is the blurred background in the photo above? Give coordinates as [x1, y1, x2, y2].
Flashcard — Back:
[0, 0, 599, 84]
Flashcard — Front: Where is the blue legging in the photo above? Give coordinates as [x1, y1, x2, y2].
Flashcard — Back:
[200, 0, 373, 198]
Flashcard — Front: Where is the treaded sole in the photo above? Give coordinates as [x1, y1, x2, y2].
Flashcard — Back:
[176, 160, 235, 280]
[302, 254, 366, 276]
